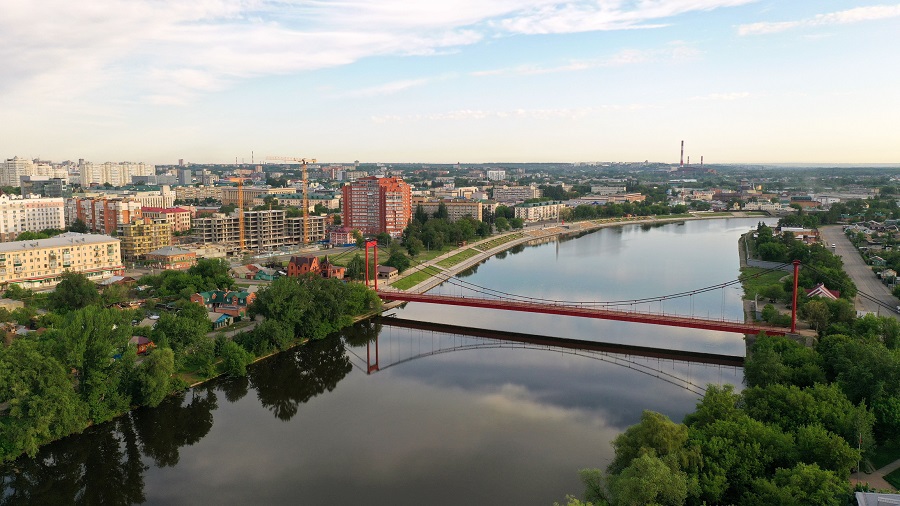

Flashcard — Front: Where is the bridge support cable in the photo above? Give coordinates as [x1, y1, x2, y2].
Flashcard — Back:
[399, 253, 792, 310]
[802, 262, 900, 316]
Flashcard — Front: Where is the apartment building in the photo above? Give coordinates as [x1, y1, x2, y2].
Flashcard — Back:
[219, 186, 297, 206]
[412, 197, 483, 222]
[175, 185, 222, 202]
[514, 201, 563, 223]
[141, 207, 192, 232]
[71, 197, 143, 234]
[118, 219, 173, 260]
[493, 185, 542, 203]
[103, 186, 176, 208]
[0, 195, 66, 242]
[0, 232, 123, 289]
[79, 161, 154, 187]
[342, 176, 411, 237]
[486, 170, 506, 181]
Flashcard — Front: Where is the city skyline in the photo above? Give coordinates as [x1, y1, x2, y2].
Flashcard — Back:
[2, 1, 898, 165]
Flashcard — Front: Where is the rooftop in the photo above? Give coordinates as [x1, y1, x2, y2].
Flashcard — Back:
[0, 232, 117, 253]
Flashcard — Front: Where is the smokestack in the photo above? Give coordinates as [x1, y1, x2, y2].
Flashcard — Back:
[680, 141, 684, 167]
[701, 155, 703, 166]
[687, 155, 690, 166]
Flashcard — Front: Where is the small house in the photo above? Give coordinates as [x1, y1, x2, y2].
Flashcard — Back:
[129, 336, 156, 355]
[208, 311, 233, 329]
[805, 283, 840, 300]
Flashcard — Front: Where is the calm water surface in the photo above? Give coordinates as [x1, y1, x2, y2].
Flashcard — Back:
[0, 218, 772, 505]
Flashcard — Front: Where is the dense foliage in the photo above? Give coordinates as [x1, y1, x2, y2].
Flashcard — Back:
[139, 258, 235, 298]
[569, 329, 900, 505]
[238, 275, 381, 356]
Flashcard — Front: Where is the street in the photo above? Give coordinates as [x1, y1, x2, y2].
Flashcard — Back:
[818, 225, 900, 318]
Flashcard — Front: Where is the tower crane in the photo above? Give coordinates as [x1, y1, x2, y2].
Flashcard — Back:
[266, 156, 317, 245]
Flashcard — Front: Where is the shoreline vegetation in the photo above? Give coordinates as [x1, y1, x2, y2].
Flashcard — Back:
[0, 261, 381, 464]
[558, 218, 900, 505]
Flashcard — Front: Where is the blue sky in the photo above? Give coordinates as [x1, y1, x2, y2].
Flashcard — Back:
[2, 1, 898, 165]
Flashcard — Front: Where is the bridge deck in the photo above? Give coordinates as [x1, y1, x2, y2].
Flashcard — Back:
[377, 291, 788, 336]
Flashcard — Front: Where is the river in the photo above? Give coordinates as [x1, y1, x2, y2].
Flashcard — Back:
[0, 217, 773, 505]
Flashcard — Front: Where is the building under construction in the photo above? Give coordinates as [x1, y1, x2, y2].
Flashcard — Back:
[191, 210, 325, 253]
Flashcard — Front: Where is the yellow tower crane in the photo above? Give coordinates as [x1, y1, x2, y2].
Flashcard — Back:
[266, 156, 317, 245]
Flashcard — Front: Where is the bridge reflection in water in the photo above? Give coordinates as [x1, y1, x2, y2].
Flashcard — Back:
[347, 317, 743, 396]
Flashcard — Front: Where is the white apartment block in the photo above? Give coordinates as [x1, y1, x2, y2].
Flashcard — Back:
[493, 185, 542, 203]
[486, 170, 506, 181]
[0, 195, 66, 242]
[0, 232, 123, 289]
[79, 161, 155, 186]
[514, 201, 563, 222]
[1, 157, 34, 187]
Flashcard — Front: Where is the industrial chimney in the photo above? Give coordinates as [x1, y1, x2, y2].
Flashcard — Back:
[680, 141, 684, 167]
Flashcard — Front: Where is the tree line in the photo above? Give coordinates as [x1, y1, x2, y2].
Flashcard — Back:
[563, 329, 897, 506]
[0, 259, 381, 463]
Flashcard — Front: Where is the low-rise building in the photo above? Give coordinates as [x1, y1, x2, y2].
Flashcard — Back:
[412, 198, 483, 222]
[190, 290, 256, 318]
[287, 255, 346, 279]
[0, 232, 123, 289]
[144, 246, 196, 270]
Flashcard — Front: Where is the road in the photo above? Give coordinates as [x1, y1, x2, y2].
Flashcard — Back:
[818, 225, 899, 317]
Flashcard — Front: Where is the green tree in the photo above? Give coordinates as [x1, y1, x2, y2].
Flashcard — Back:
[48, 272, 99, 312]
[608, 410, 690, 475]
[743, 463, 850, 506]
[134, 348, 175, 407]
[608, 452, 689, 506]
[220, 340, 253, 376]
[802, 300, 830, 334]
[55, 306, 134, 423]
[0, 339, 89, 461]
[68, 219, 88, 233]
[510, 217, 524, 229]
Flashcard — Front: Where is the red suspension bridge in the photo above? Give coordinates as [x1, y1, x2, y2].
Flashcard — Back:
[366, 239, 806, 337]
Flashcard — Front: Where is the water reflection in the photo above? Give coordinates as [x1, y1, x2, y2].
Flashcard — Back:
[133, 389, 217, 467]
[250, 337, 352, 421]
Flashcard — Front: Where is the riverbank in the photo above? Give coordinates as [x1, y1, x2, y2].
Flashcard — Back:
[387, 212, 768, 296]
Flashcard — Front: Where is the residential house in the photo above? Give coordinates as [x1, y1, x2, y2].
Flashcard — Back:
[805, 283, 840, 300]
[208, 311, 233, 330]
[287, 255, 346, 279]
[190, 290, 256, 318]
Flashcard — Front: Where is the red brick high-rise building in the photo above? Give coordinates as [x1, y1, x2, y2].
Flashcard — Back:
[341, 176, 411, 238]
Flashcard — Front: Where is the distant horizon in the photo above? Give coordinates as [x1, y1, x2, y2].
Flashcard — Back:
[7, 156, 900, 169]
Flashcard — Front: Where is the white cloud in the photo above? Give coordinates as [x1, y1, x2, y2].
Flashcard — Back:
[691, 91, 751, 101]
[370, 104, 648, 123]
[738, 3, 900, 35]
[472, 43, 700, 77]
[0, 0, 754, 106]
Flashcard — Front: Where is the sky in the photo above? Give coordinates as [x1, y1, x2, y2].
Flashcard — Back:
[2, 0, 899, 165]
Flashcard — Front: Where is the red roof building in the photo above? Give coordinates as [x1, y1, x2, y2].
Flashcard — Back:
[805, 283, 840, 300]
[287, 255, 345, 280]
